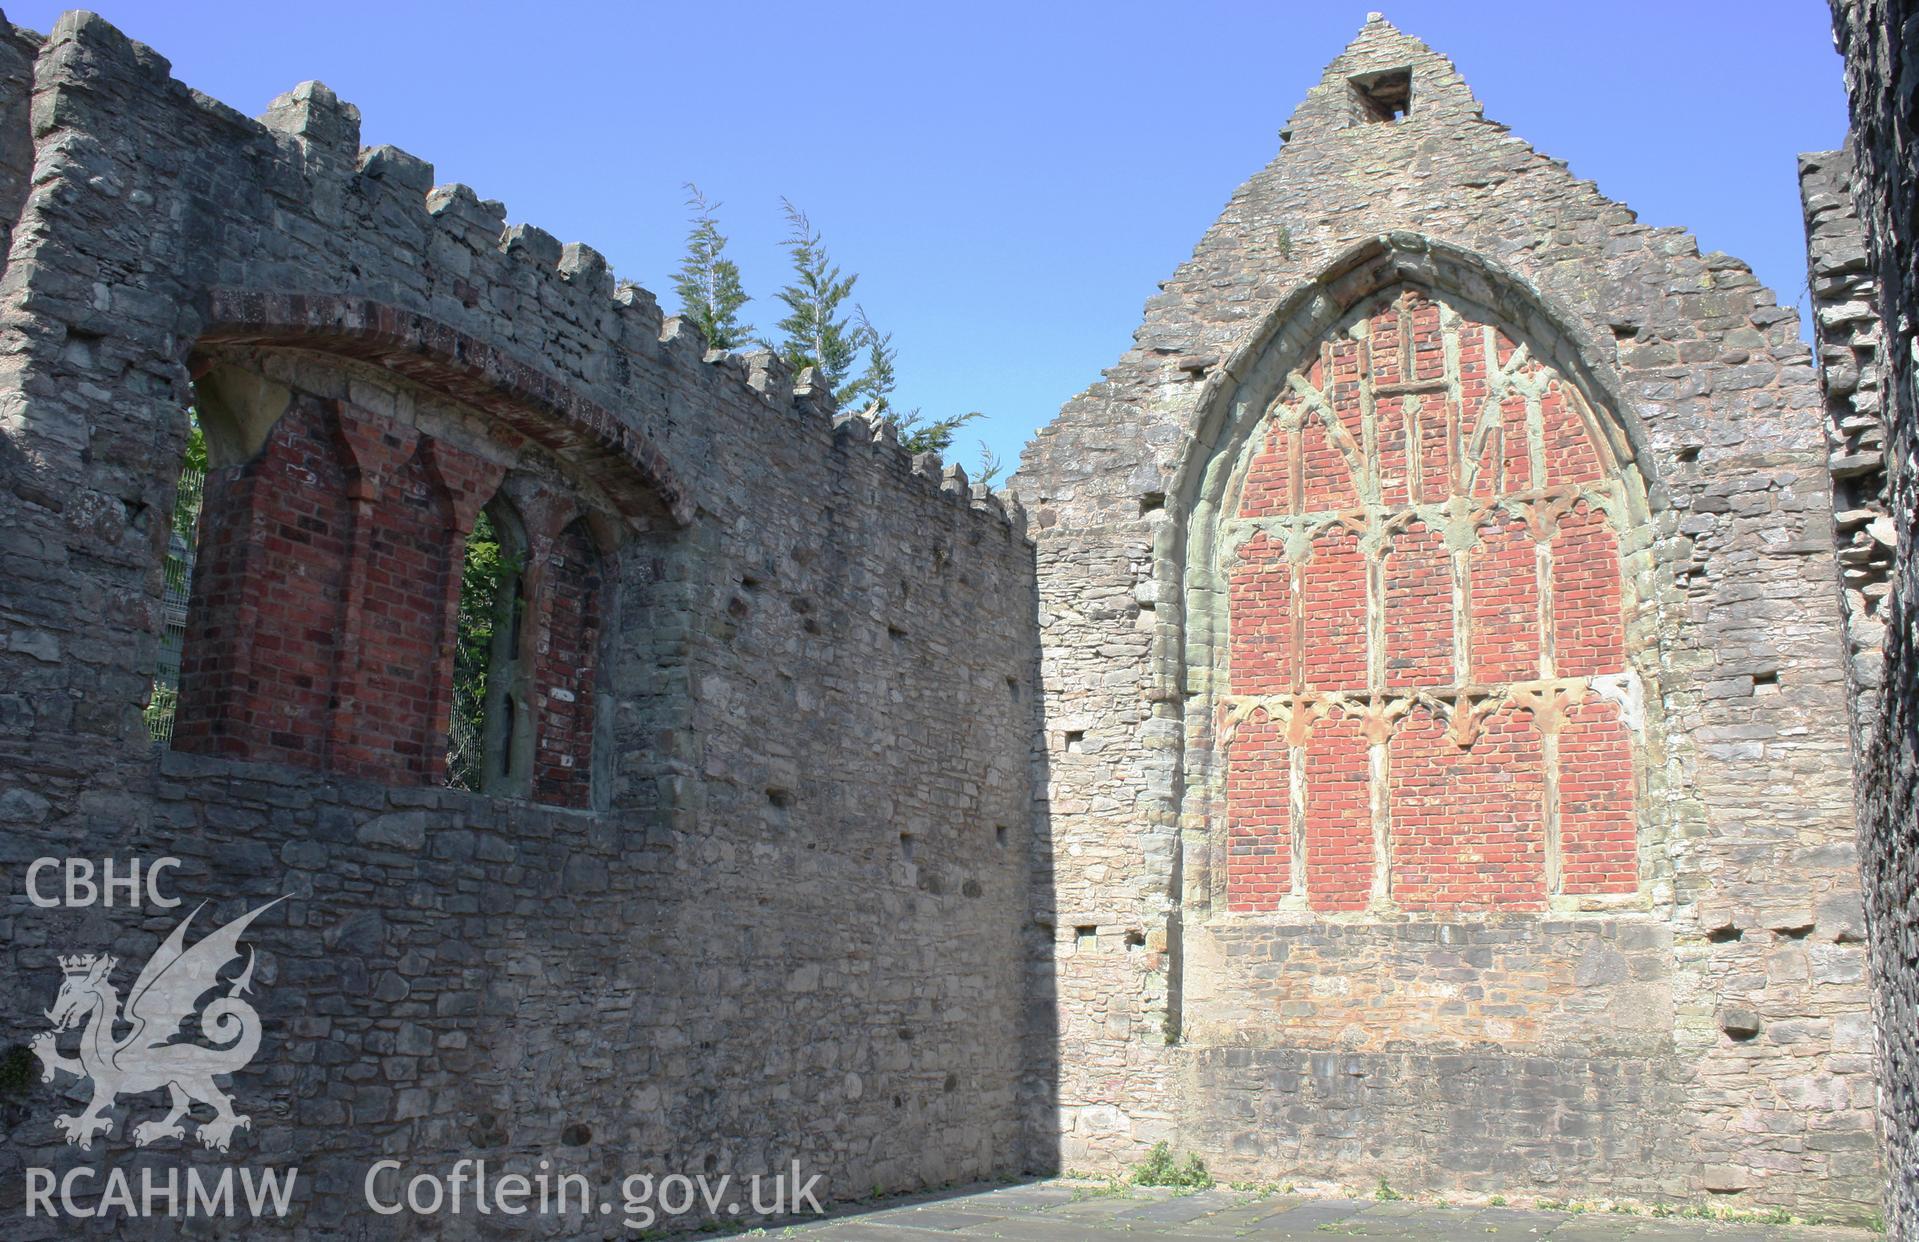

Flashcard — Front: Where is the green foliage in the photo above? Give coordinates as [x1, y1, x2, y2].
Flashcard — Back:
[851, 307, 989, 462]
[771, 199, 866, 407]
[972, 442, 1002, 486]
[144, 684, 180, 743]
[148, 410, 208, 747]
[853, 306, 897, 414]
[672, 185, 754, 350]
[893, 409, 984, 457]
[172, 410, 207, 545]
[1373, 1178, 1402, 1202]
[448, 510, 520, 791]
[1130, 1141, 1214, 1190]
[672, 194, 997, 469]
[181, 408, 208, 474]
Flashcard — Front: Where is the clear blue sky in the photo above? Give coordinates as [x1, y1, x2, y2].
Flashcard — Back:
[6, 1, 1850, 481]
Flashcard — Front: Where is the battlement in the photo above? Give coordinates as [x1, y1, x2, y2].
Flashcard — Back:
[0, 7, 1888, 1233]
[0, 11, 1046, 1223]
[5, 9, 1022, 543]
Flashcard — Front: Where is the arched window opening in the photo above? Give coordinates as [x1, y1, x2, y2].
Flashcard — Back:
[170, 371, 356, 767]
[448, 499, 530, 795]
[155, 349, 624, 803]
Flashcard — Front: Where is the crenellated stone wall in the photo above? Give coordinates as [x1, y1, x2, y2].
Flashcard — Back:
[0, 11, 1047, 1236]
[0, 5, 1902, 1236]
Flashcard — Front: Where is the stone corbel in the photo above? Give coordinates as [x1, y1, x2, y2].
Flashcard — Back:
[1589, 670, 1645, 732]
[1355, 694, 1414, 746]
[1284, 694, 1334, 747]
[1506, 682, 1573, 737]
[1432, 689, 1503, 748]
[331, 400, 419, 503]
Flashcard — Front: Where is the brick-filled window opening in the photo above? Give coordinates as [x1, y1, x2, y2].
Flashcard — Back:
[447, 499, 530, 795]
[1220, 288, 1638, 914]
[162, 362, 607, 807]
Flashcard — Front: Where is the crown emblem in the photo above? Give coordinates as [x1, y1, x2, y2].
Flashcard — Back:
[59, 953, 109, 976]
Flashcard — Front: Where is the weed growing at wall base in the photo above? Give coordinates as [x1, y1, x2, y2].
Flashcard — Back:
[1130, 1142, 1214, 1189]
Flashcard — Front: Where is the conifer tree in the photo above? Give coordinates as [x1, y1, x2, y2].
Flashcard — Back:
[754, 199, 999, 479]
[671, 184, 752, 349]
[853, 306, 898, 415]
[853, 306, 982, 456]
[770, 199, 867, 407]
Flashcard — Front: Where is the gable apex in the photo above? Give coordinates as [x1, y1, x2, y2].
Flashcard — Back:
[1279, 13, 1486, 142]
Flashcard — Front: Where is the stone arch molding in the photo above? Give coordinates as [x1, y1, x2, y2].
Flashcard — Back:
[1166, 234, 1674, 920]
[168, 290, 657, 801]
[194, 290, 694, 528]
[1172, 233, 1660, 523]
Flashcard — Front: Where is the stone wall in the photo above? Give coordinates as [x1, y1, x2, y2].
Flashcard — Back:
[1799, 147, 1891, 740]
[1016, 14, 1878, 1220]
[1822, 1, 1919, 1234]
[0, 11, 1046, 1236]
[0, 5, 1900, 1234]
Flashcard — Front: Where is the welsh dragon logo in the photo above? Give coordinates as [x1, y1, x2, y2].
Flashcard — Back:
[30, 898, 283, 1152]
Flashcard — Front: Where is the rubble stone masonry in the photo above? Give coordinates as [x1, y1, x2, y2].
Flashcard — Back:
[1018, 14, 1877, 1221]
[0, 4, 1905, 1236]
[0, 11, 1044, 1236]
[1818, 0, 1919, 1234]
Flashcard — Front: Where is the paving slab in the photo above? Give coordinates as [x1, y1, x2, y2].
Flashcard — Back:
[1112, 1192, 1243, 1224]
[768, 1180, 1878, 1241]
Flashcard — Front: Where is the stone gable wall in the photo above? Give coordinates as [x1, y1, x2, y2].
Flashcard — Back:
[1016, 14, 1876, 1219]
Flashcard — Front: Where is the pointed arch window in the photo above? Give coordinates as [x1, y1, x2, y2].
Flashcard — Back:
[1218, 287, 1639, 914]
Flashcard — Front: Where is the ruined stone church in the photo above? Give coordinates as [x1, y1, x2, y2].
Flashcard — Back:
[2, 4, 1915, 1236]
